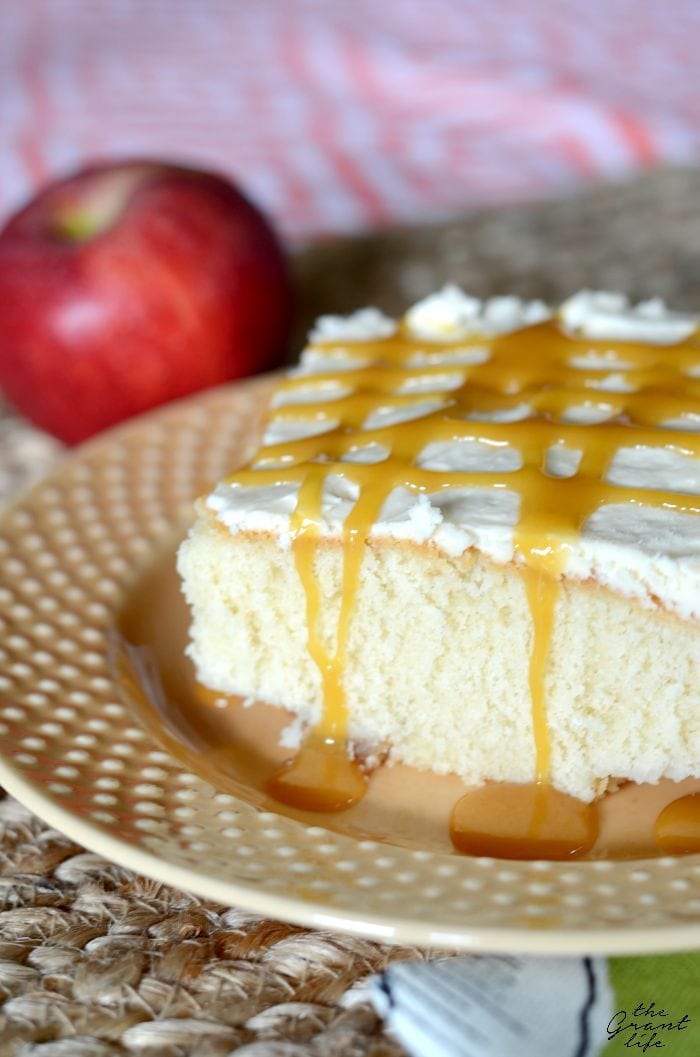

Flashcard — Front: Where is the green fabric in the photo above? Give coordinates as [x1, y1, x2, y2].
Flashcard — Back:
[602, 954, 700, 1056]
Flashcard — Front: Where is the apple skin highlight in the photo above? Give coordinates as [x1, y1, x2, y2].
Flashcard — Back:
[0, 160, 294, 444]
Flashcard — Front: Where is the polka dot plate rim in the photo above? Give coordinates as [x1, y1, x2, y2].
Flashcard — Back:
[1, 377, 700, 955]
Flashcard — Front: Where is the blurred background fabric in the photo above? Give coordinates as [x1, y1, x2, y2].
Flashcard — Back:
[2, 0, 700, 242]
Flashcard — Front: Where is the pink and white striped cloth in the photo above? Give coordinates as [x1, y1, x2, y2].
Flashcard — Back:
[2, 0, 700, 242]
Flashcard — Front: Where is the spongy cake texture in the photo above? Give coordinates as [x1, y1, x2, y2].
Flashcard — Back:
[178, 512, 699, 802]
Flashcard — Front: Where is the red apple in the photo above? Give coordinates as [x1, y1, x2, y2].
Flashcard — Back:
[0, 160, 293, 443]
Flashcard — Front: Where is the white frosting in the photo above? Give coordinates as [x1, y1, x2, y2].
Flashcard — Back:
[416, 439, 522, 473]
[362, 398, 446, 431]
[560, 291, 698, 345]
[340, 442, 390, 465]
[405, 285, 550, 341]
[467, 404, 532, 423]
[607, 446, 700, 494]
[663, 414, 700, 433]
[407, 346, 490, 367]
[309, 307, 396, 342]
[209, 288, 700, 621]
[297, 349, 373, 373]
[271, 382, 353, 407]
[262, 418, 338, 446]
[561, 404, 616, 425]
[584, 372, 636, 393]
[395, 370, 465, 394]
[545, 446, 582, 478]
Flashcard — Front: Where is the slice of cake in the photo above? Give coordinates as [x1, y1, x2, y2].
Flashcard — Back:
[177, 288, 700, 804]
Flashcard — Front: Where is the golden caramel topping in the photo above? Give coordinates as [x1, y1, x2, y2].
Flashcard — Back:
[226, 313, 700, 786]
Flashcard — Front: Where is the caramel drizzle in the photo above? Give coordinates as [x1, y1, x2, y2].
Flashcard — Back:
[227, 319, 700, 781]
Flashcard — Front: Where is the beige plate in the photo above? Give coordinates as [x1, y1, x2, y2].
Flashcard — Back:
[2, 378, 700, 955]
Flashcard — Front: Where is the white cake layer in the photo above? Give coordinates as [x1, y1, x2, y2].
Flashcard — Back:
[178, 522, 700, 801]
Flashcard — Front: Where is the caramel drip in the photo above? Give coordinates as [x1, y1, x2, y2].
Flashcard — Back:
[521, 568, 559, 782]
[226, 318, 700, 795]
[289, 466, 390, 740]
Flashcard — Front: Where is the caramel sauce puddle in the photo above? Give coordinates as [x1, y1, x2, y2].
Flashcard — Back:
[655, 792, 700, 854]
[449, 782, 598, 860]
[267, 736, 368, 813]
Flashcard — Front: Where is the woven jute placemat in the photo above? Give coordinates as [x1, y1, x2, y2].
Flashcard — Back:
[1, 167, 699, 1056]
